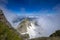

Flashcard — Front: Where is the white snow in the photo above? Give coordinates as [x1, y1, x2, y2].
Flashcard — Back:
[26, 22, 47, 39]
[27, 22, 36, 39]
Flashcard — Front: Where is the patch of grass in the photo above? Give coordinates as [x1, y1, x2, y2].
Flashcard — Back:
[0, 21, 22, 40]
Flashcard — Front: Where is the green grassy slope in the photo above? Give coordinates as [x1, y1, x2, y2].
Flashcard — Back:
[0, 21, 22, 40]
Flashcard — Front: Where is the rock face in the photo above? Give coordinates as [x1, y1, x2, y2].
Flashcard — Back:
[0, 9, 12, 28]
[17, 18, 41, 39]
[17, 18, 28, 33]
[17, 18, 30, 39]
[0, 9, 5, 22]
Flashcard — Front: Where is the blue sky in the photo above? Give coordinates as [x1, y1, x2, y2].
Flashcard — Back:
[0, 0, 60, 13]
[8, 0, 60, 13]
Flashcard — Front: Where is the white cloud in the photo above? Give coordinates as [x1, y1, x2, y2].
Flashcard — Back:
[33, 4, 60, 37]
[36, 14, 60, 36]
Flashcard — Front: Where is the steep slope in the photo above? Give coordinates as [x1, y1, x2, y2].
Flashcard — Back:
[0, 21, 22, 40]
[50, 30, 60, 37]
[0, 9, 22, 40]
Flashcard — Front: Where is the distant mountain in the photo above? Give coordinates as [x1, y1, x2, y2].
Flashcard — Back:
[16, 16, 60, 40]
[12, 16, 36, 23]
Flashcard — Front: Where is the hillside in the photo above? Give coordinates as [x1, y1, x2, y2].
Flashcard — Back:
[0, 9, 23, 40]
[0, 21, 22, 40]
[50, 30, 60, 37]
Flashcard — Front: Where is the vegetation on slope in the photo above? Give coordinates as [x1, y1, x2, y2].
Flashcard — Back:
[50, 30, 60, 37]
[0, 21, 22, 40]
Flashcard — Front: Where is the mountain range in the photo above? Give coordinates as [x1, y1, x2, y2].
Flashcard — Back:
[0, 9, 60, 40]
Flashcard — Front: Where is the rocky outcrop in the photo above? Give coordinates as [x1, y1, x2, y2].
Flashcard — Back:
[0, 9, 12, 28]
[50, 30, 60, 37]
